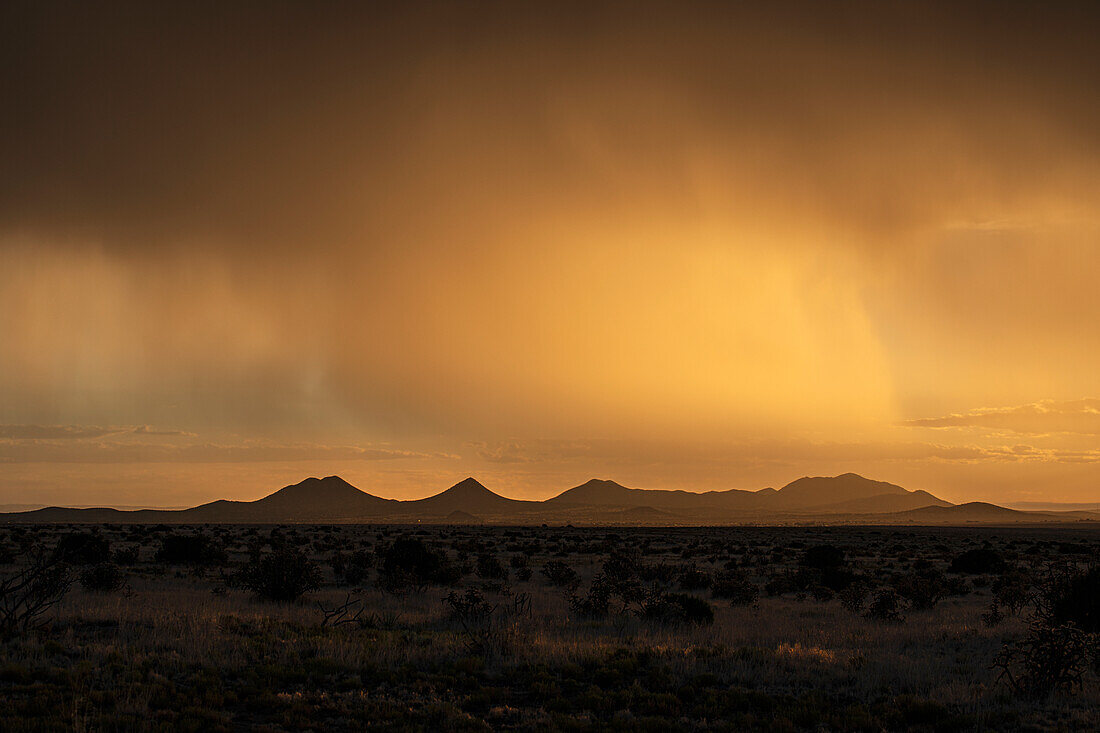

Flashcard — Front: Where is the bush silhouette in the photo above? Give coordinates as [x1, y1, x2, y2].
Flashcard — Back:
[155, 534, 228, 567]
[949, 548, 1005, 575]
[541, 560, 579, 589]
[893, 569, 947, 610]
[677, 565, 712, 591]
[79, 563, 126, 593]
[330, 549, 373, 586]
[237, 546, 321, 601]
[0, 548, 73, 640]
[112, 546, 140, 566]
[865, 588, 905, 622]
[53, 533, 110, 565]
[570, 575, 613, 618]
[444, 587, 530, 659]
[801, 545, 845, 570]
[992, 563, 1099, 696]
[993, 568, 1034, 614]
[476, 553, 507, 581]
[378, 538, 459, 592]
[994, 619, 1091, 696]
[839, 581, 869, 613]
[711, 569, 759, 606]
[1048, 565, 1100, 633]
[641, 591, 715, 626]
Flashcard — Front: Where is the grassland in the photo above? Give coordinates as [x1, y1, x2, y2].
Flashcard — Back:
[1, 524, 1097, 731]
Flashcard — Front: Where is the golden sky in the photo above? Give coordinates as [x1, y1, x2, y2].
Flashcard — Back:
[2, 2, 1099, 505]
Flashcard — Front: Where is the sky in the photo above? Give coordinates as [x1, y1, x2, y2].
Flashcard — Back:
[2, 1, 1099, 506]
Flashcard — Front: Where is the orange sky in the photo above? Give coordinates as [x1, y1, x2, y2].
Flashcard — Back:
[2, 2, 1099, 505]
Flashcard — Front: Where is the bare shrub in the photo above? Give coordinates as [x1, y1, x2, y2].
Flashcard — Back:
[993, 619, 1091, 696]
[0, 549, 73, 641]
[982, 601, 1005, 628]
[444, 587, 530, 658]
[992, 563, 1099, 696]
[316, 592, 397, 629]
[570, 574, 613, 618]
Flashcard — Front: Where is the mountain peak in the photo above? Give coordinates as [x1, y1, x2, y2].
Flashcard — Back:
[264, 475, 362, 498]
[579, 478, 627, 489]
[776, 473, 909, 506]
[244, 474, 392, 520]
[409, 477, 531, 513]
[443, 477, 494, 495]
[549, 478, 634, 505]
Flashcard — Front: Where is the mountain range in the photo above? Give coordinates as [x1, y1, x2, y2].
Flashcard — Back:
[2, 472, 1097, 525]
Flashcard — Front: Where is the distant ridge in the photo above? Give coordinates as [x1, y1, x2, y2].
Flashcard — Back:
[548, 478, 771, 511]
[445, 510, 483, 524]
[2, 473, 1096, 525]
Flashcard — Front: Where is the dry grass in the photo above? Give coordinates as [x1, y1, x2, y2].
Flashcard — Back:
[1, 523, 1098, 730]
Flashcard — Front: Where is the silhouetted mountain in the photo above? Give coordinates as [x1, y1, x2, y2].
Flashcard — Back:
[445, 510, 483, 524]
[0, 506, 163, 523]
[1, 475, 397, 524]
[771, 473, 908, 508]
[1008, 501, 1100, 512]
[801, 490, 951, 514]
[2, 473, 1094, 525]
[891, 502, 1100, 523]
[403, 478, 541, 515]
[181, 476, 397, 522]
[548, 478, 770, 511]
[612, 505, 675, 520]
[254, 475, 395, 517]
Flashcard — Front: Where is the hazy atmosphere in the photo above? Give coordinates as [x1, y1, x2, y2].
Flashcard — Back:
[3, 1, 1100, 505]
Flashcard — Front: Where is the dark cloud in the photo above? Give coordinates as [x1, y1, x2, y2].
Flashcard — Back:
[2, 2, 1098, 253]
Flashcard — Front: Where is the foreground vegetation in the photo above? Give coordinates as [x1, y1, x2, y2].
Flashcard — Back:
[1, 524, 1098, 731]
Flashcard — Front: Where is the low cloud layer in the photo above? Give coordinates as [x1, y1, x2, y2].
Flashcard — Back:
[902, 399, 1100, 435]
[0, 424, 439, 464]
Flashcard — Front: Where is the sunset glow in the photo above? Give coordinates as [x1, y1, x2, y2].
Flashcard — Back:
[3, 2, 1099, 505]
